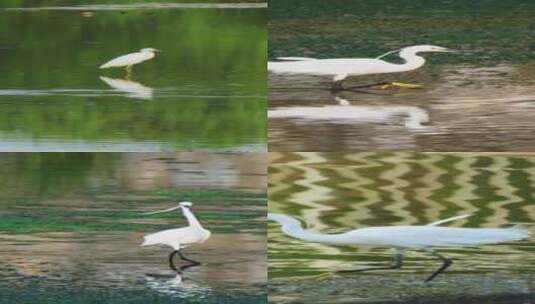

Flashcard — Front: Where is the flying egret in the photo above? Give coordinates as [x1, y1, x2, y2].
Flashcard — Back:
[142, 201, 211, 272]
[268, 213, 529, 282]
[100, 48, 161, 76]
[268, 45, 456, 90]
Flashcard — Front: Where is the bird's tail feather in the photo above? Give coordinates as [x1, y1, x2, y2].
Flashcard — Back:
[427, 214, 472, 226]
[508, 225, 530, 239]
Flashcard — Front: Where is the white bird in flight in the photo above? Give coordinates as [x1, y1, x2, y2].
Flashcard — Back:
[100, 48, 161, 76]
[268, 45, 456, 90]
[142, 201, 211, 272]
[268, 212, 529, 282]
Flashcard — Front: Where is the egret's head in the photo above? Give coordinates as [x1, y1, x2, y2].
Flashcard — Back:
[178, 201, 193, 208]
[405, 45, 456, 53]
[140, 48, 161, 53]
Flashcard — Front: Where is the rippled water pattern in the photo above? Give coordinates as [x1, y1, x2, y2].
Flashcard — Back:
[268, 0, 535, 151]
[0, 153, 267, 303]
[268, 152, 535, 303]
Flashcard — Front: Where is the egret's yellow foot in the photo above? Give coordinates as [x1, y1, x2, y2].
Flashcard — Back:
[391, 82, 423, 89]
[378, 82, 423, 89]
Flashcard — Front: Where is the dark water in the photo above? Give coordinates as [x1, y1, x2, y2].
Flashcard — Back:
[0, 3, 266, 151]
[268, 0, 535, 151]
[268, 152, 535, 303]
[0, 152, 267, 303]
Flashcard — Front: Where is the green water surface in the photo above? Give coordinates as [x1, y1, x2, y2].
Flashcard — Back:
[0, 4, 266, 151]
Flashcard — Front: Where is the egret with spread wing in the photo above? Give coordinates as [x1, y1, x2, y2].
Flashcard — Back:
[142, 202, 211, 272]
[268, 45, 456, 90]
[268, 213, 529, 282]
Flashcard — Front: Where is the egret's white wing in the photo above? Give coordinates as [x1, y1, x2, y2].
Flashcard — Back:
[100, 52, 152, 69]
[345, 226, 529, 248]
[141, 226, 208, 249]
[268, 58, 397, 76]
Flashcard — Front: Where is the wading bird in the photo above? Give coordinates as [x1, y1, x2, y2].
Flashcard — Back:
[142, 202, 211, 272]
[100, 48, 161, 77]
[268, 45, 456, 90]
[268, 213, 529, 282]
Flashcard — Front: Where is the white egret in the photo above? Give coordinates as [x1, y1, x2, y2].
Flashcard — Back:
[142, 202, 211, 272]
[268, 213, 529, 282]
[100, 48, 161, 76]
[268, 45, 456, 90]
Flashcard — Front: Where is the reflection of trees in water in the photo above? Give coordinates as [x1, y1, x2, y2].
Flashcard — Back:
[0, 9, 266, 148]
[270, 152, 535, 227]
[0, 153, 266, 198]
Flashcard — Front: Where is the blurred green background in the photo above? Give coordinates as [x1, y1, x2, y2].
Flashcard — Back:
[0, 6, 266, 150]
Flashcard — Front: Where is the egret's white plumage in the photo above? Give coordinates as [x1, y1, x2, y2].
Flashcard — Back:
[268, 45, 455, 87]
[142, 202, 211, 250]
[100, 48, 160, 69]
[142, 202, 210, 271]
[268, 212, 529, 281]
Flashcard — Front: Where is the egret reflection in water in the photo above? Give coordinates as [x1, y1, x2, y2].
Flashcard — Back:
[99, 76, 153, 100]
[268, 96, 431, 130]
[144, 263, 211, 297]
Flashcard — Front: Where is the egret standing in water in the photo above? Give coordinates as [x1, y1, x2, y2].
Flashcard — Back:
[268, 45, 456, 90]
[142, 202, 211, 272]
[100, 48, 161, 77]
[268, 213, 529, 282]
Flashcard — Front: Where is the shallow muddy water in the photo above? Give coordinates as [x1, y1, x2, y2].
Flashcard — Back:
[0, 152, 267, 303]
[268, 0, 535, 151]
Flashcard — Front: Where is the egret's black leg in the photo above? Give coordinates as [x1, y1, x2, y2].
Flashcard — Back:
[125, 65, 133, 79]
[168, 250, 179, 272]
[179, 262, 200, 272]
[424, 251, 452, 282]
[178, 251, 201, 265]
[337, 252, 403, 273]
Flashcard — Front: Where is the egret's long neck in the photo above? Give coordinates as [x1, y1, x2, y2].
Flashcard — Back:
[268, 213, 349, 244]
[394, 49, 425, 72]
[181, 207, 203, 228]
